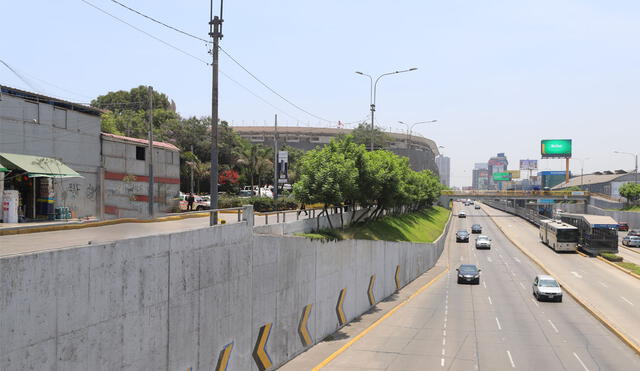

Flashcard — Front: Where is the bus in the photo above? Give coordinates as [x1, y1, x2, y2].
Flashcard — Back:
[559, 213, 619, 255]
[539, 219, 579, 252]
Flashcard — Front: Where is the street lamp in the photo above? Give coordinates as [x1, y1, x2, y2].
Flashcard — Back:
[575, 157, 590, 188]
[356, 68, 418, 151]
[614, 151, 639, 184]
[398, 120, 438, 149]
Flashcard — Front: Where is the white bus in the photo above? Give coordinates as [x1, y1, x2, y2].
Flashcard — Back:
[539, 219, 579, 252]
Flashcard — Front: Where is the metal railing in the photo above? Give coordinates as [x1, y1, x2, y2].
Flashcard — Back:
[443, 190, 590, 197]
[254, 205, 360, 225]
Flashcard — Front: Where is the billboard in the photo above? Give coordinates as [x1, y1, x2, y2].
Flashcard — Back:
[541, 139, 572, 158]
[519, 159, 538, 170]
[493, 172, 512, 181]
[508, 170, 521, 179]
[277, 151, 288, 183]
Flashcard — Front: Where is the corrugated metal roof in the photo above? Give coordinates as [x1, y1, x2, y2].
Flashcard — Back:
[561, 212, 618, 225]
[1, 85, 103, 116]
[552, 172, 633, 189]
[101, 133, 180, 152]
[0, 153, 81, 178]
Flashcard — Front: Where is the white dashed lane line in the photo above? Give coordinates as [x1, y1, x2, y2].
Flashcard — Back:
[506, 350, 516, 368]
[519, 282, 525, 289]
[495, 317, 502, 330]
[530, 298, 540, 307]
[574, 352, 590, 371]
[513, 257, 521, 263]
[621, 296, 634, 306]
[482, 281, 487, 289]
[488, 296, 493, 305]
[548, 319, 559, 333]
[599, 281, 608, 288]
[571, 271, 583, 279]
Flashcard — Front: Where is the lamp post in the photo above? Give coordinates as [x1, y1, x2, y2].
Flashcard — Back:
[398, 120, 437, 149]
[614, 151, 639, 184]
[356, 68, 418, 151]
[576, 157, 590, 188]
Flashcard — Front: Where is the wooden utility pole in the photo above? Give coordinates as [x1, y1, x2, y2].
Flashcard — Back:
[147, 86, 154, 217]
[209, 0, 224, 225]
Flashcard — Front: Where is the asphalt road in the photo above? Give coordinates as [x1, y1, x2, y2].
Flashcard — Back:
[482, 203, 640, 350]
[306, 203, 640, 370]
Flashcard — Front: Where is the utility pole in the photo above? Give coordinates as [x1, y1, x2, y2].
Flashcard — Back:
[190, 144, 194, 194]
[147, 86, 154, 217]
[273, 114, 278, 204]
[209, 0, 224, 226]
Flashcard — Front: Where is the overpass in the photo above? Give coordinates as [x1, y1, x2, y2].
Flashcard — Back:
[440, 190, 590, 203]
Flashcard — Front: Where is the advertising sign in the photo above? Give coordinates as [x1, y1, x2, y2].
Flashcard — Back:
[519, 159, 538, 170]
[507, 170, 521, 179]
[493, 172, 512, 181]
[541, 139, 572, 158]
[479, 170, 489, 177]
[277, 151, 288, 183]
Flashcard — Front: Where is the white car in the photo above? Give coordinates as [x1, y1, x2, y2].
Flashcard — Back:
[532, 275, 563, 302]
[475, 235, 491, 249]
[458, 211, 467, 218]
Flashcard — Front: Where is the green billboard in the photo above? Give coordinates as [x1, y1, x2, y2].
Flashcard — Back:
[541, 139, 572, 158]
[493, 172, 512, 181]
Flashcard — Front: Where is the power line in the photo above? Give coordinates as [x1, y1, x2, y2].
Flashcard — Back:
[79, 0, 210, 65]
[1, 59, 39, 91]
[109, 0, 210, 43]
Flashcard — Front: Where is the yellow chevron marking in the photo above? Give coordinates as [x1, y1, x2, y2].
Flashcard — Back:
[336, 288, 347, 326]
[253, 323, 273, 370]
[214, 342, 233, 371]
[368, 275, 376, 306]
[298, 304, 313, 347]
[395, 265, 401, 290]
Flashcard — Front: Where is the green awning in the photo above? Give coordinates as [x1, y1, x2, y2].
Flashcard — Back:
[0, 160, 8, 172]
[0, 153, 83, 178]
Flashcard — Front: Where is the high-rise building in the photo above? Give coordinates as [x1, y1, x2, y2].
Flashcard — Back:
[435, 155, 450, 187]
[488, 153, 509, 190]
[472, 163, 489, 190]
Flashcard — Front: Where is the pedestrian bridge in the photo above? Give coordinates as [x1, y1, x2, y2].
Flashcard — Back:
[441, 190, 590, 201]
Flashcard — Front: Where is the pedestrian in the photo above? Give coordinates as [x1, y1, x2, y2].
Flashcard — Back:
[297, 202, 308, 216]
[187, 192, 195, 211]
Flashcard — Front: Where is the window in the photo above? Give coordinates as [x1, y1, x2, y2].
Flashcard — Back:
[23, 100, 39, 124]
[250, 136, 264, 142]
[310, 136, 320, 142]
[53, 108, 67, 129]
[136, 146, 146, 161]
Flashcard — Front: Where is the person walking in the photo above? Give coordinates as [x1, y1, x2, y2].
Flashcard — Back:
[187, 192, 195, 211]
[297, 202, 308, 216]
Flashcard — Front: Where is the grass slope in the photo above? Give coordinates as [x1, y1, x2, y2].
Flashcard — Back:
[298, 206, 450, 243]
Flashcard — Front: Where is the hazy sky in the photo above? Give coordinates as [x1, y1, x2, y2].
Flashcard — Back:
[2, 0, 639, 186]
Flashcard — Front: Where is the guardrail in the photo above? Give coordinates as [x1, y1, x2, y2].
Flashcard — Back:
[443, 190, 590, 197]
[254, 204, 360, 225]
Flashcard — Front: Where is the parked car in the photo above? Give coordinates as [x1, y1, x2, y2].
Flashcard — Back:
[456, 230, 470, 242]
[471, 224, 482, 234]
[238, 190, 253, 198]
[457, 264, 481, 284]
[532, 275, 563, 302]
[459, 211, 467, 218]
[618, 222, 629, 231]
[622, 235, 640, 247]
[628, 229, 640, 237]
[475, 235, 491, 249]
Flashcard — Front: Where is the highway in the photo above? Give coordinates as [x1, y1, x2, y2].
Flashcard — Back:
[303, 203, 640, 370]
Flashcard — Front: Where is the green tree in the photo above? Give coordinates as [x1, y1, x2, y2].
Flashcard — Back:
[619, 182, 640, 202]
[348, 123, 391, 149]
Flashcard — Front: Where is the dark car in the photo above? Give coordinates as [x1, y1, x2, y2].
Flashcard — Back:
[471, 224, 482, 234]
[618, 222, 629, 232]
[456, 230, 470, 242]
[457, 264, 481, 284]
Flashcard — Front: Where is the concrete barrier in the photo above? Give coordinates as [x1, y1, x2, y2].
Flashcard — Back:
[0, 210, 450, 371]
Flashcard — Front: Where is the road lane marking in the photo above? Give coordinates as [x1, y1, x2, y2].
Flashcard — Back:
[495, 317, 502, 330]
[573, 352, 589, 371]
[506, 350, 515, 368]
[548, 319, 559, 333]
[482, 281, 487, 288]
[514, 257, 521, 263]
[441, 358, 445, 367]
[487, 257, 493, 263]
[621, 296, 634, 306]
[570, 271, 583, 278]
[599, 281, 608, 288]
[488, 296, 493, 305]
[530, 298, 539, 307]
[519, 282, 525, 289]
[460, 256, 463, 261]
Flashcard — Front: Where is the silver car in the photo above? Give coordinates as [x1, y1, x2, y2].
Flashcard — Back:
[475, 235, 491, 249]
[532, 275, 563, 302]
[622, 235, 640, 247]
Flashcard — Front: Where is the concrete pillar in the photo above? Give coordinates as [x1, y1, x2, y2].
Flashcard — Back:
[243, 204, 254, 226]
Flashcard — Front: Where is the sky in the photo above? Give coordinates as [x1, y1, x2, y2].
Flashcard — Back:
[2, 0, 640, 187]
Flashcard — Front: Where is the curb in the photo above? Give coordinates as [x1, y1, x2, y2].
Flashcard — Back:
[480, 204, 640, 356]
[621, 245, 640, 255]
[596, 255, 640, 280]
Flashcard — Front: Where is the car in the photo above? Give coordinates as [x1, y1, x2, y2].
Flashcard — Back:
[618, 222, 629, 232]
[622, 235, 640, 247]
[238, 190, 253, 198]
[628, 229, 640, 237]
[475, 235, 491, 249]
[458, 211, 467, 218]
[471, 224, 482, 234]
[474, 204, 481, 210]
[457, 264, 481, 284]
[532, 275, 563, 302]
[456, 230, 470, 242]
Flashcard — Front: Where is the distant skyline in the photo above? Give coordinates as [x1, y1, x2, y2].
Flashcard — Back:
[2, 1, 639, 186]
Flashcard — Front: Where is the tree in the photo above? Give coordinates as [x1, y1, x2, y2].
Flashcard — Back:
[619, 182, 640, 202]
[348, 123, 391, 149]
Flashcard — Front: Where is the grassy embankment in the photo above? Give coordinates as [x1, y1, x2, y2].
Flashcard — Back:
[600, 252, 640, 275]
[298, 206, 450, 243]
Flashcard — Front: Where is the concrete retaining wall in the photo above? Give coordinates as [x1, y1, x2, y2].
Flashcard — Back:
[0, 212, 450, 370]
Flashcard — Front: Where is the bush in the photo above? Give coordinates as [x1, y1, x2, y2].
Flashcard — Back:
[600, 252, 623, 262]
[218, 195, 244, 209]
